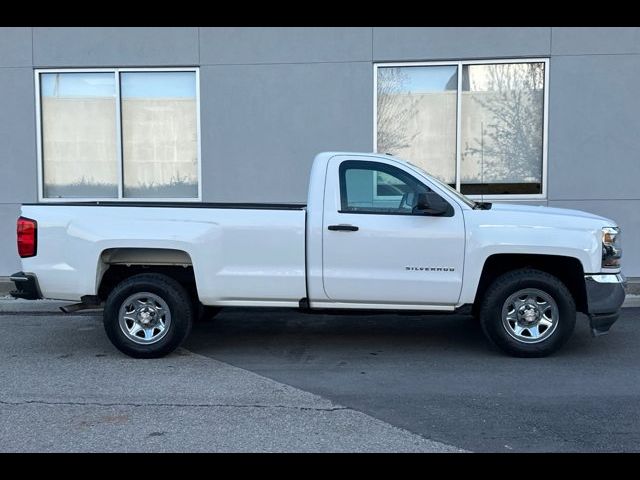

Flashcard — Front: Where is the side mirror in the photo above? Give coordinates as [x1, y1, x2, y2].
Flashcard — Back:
[414, 192, 450, 216]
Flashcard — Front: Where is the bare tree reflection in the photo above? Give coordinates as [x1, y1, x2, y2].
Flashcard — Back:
[462, 63, 545, 187]
[376, 68, 419, 153]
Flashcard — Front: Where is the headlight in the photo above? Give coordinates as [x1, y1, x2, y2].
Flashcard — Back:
[602, 227, 621, 268]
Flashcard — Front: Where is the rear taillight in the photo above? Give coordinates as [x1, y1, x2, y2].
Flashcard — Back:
[17, 216, 37, 258]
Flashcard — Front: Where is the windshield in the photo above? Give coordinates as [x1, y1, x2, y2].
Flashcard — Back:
[403, 160, 477, 208]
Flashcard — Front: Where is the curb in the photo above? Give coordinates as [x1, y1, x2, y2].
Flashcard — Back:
[0, 298, 70, 313]
[0, 278, 12, 296]
[2, 278, 640, 312]
[627, 282, 640, 296]
[623, 295, 640, 308]
[1, 295, 639, 314]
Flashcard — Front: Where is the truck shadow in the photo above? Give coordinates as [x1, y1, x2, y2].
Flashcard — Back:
[186, 307, 599, 361]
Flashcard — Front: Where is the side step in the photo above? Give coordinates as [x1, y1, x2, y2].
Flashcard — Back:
[60, 295, 103, 313]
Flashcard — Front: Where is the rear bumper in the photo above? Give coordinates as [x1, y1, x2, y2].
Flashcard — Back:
[585, 274, 626, 336]
[9, 271, 42, 300]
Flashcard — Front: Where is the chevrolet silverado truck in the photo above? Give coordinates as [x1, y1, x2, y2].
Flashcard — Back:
[10, 152, 625, 358]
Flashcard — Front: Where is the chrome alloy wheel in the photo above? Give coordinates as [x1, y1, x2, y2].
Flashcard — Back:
[501, 288, 559, 344]
[118, 292, 172, 345]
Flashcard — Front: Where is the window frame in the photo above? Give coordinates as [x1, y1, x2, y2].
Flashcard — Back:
[373, 58, 550, 201]
[34, 67, 202, 203]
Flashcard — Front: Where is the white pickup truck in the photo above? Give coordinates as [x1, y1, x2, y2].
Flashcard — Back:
[10, 152, 625, 358]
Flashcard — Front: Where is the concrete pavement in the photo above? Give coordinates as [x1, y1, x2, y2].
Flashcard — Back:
[0, 301, 461, 453]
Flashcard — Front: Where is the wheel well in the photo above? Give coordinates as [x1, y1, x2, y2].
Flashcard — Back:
[473, 254, 588, 314]
[97, 248, 197, 302]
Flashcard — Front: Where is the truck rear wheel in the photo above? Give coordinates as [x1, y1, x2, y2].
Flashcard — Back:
[479, 269, 576, 357]
[103, 273, 194, 358]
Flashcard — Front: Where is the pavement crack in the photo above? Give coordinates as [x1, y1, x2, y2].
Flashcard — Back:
[0, 398, 349, 412]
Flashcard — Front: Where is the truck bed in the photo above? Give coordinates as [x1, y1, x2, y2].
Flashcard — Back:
[20, 203, 308, 305]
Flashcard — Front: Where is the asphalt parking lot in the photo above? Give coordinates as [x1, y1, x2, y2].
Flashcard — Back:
[1, 299, 639, 452]
[186, 307, 640, 452]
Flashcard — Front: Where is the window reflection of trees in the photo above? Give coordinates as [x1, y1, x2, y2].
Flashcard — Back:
[376, 68, 419, 154]
[462, 63, 544, 193]
[377, 62, 545, 195]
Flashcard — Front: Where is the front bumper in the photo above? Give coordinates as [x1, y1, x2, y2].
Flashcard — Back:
[9, 271, 42, 300]
[585, 273, 626, 336]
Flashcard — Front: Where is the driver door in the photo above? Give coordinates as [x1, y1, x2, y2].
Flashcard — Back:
[321, 157, 465, 306]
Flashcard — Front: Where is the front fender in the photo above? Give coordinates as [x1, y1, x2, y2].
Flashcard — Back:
[459, 216, 600, 304]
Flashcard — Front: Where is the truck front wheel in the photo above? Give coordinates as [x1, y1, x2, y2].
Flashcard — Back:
[103, 273, 194, 358]
[479, 269, 576, 357]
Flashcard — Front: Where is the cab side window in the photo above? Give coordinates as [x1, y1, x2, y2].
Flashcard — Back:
[339, 160, 435, 215]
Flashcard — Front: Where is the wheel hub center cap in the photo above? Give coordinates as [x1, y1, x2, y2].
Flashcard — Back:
[138, 307, 156, 325]
[518, 304, 539, 324]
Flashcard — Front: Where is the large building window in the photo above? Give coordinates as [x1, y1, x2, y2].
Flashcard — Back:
[375, 60, 548, 197]
[37, 68, 200, 200]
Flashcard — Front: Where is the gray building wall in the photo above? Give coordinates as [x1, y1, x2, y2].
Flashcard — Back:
[0, 27, 638, 276]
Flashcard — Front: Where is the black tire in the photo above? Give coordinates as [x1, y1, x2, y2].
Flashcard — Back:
[195, 304, 223, 322]
[103, 273, 194, 359]
[479, 268, 576, 357]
